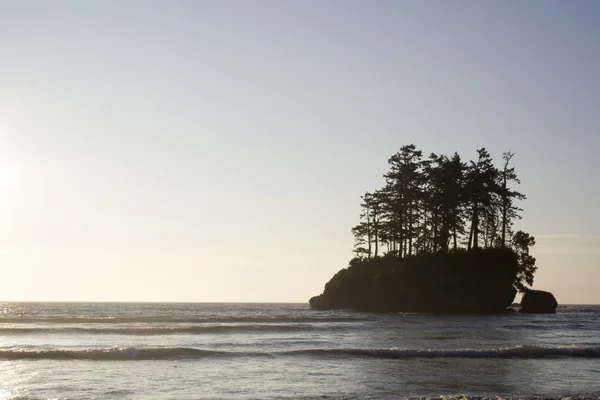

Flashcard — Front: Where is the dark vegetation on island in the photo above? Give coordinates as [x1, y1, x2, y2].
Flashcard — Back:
[310, 145, 556, 313]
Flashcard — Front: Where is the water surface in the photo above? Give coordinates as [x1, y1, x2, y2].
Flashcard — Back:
[0, 302, 598, 399]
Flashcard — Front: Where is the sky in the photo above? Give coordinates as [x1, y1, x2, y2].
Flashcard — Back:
[0, 1, 599, 303]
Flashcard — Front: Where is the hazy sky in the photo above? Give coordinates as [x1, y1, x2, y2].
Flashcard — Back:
[1, 1, 599, 303]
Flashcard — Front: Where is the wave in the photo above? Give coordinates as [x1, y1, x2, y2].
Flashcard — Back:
[0, 316, 365, 324]
[0, 347, 220, 360]
[0, 324, 325, 335]
[8, 396, 600, 400]
[289, 345, 600, 359]
[1, 345, 599, 361]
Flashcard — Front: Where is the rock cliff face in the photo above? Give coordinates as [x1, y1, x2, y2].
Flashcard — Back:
[520, 290, 558, 313]
[310, 248, 519, 314]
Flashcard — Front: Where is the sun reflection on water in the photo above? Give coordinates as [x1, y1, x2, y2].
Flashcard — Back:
[0, 361, 31, 400]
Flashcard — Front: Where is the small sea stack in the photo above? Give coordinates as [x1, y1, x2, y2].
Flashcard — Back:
[520, 289, 558, 313]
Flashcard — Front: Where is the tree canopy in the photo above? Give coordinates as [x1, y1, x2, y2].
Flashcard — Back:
[351, 145, 537, 292]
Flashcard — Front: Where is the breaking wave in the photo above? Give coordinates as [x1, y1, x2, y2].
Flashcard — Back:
[1, 345, 599, 361]
[289, 345, 600, 359]
[0, 347, 220, 360]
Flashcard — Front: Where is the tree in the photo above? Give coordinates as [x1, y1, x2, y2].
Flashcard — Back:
[352, 192, 373, 259]
[349, 145, 535, 290]
[367, 191, 385, 258]
[444, 153, 467, 252]
[498, 151, 525, 247]
[422, 152, 467, 252]
[465, 148, 499, 250]
[343, 144, 540, 312]
[384, 144, 423, 256]
[352, 191, 385, 259]
[511, 230, 537, 292]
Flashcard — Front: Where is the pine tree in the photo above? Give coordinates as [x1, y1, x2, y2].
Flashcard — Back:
[499, 151, 525, 247]
[465, 148, 499, 250]
[511, 230, 537, 291]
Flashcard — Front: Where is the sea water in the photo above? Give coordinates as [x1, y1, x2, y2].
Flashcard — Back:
[0, 302, 599, 399]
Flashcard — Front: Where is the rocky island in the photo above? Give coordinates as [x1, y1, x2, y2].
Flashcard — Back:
[310, 145, 556, 313]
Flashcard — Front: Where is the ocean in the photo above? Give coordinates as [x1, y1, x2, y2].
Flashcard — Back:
[0, 302, 598, 400]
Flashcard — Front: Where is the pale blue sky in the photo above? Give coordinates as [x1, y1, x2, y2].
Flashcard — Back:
[0, 1, 599, 303]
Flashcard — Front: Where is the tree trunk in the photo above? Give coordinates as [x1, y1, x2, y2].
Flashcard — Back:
[501, 180, 508, 247]
[472, 202, 479, 249]
[467, 210, 475, 251]
[366, 210, 372, 259]
[453, 226, 458, 252]
[373, 212, 378, 258]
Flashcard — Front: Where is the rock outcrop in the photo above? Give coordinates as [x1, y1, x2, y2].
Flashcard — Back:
[310, 248, 519, 314]
[520, 289, 558, 313]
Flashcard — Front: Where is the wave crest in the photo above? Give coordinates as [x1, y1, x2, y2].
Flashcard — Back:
[290, 345, 600, 359]
[0, 347, 218, 360]
[1, 345, 598, 361]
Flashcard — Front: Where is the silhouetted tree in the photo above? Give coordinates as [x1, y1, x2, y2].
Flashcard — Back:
[498, 151, 525, 247]
[352, 192, 373, 259]
[384, 144, 423, 256]
[511, 230, 537, 292]
[444, 153, 468, 252]
[344, 144, 538, 307]
[465, 148, 499, 250]
[368, 191, 385, 258]
[351, 145, 534, 286]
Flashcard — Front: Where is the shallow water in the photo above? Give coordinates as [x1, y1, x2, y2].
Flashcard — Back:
[0, 302, 598, 399]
